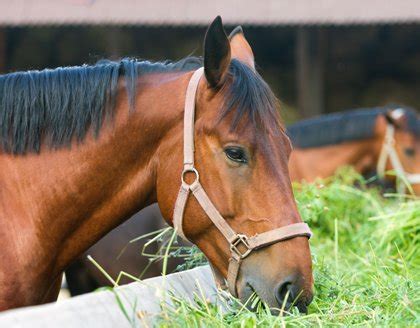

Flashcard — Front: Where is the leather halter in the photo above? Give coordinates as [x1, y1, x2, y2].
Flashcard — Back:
[173, 68, 312, 297]
[377, 122, 420, 194]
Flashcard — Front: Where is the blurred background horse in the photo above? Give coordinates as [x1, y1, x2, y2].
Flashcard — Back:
[288, 107, 419, 194]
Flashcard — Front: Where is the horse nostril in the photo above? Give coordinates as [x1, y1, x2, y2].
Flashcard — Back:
[275, 279, 313, 313]
[275, 280, 293, 308]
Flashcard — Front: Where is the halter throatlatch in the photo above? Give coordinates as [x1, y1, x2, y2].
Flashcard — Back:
[377, 121, 420, 194]
[173, 68, 312, 297]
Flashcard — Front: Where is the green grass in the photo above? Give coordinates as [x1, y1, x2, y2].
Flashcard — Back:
[154, 168, 420, 327]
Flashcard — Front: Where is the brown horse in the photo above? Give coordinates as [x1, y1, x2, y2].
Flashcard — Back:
[66, 107, 419, 296]
[288, 107, 420, 195]
[0, 17, 313, 312]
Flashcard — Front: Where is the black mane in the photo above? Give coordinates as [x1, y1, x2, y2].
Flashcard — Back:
[0, 57, 279, 154]
[287, 107, 419, 149]
[0, 58, 201, 154]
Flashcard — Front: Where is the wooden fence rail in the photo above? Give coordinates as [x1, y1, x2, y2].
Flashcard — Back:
[0, 265, 217, 327]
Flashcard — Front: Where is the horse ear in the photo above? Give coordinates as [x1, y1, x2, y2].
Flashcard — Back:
[204, 16, 231, 88]
[229, 26, 255, 70]
[384, 108, 407, 129]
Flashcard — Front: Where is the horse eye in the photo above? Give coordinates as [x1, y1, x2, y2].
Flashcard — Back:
[224, 147, 248, 164]
[404, 148, 415, 157]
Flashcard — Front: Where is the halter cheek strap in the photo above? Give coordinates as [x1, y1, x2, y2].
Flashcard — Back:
[377, 122, 420, 194]
[173, 68, 312, 297]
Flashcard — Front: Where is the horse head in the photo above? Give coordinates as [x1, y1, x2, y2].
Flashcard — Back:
[157, 17, 313, 312]
[375, 108, 420, 195]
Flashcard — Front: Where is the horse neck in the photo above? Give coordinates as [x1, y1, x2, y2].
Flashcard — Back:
[289, 137, 381, 181]
[0, 71, 189, 275]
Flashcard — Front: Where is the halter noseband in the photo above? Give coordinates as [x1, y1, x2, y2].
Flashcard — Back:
[173, 68, 312, 297]
[377, 121, 420, 194]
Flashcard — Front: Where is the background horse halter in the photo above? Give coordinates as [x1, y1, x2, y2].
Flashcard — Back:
[377, 110, 420, 194]
[173, 67, 312, 296]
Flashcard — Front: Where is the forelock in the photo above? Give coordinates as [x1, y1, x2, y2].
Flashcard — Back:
[218, 59, 283, 138]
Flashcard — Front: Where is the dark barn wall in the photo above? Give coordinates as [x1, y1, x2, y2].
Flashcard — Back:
[2, 25, 420, 122]
[0, 28, 5, 73]
[325, 25, 420, 113]
[297, 27, 327, 118]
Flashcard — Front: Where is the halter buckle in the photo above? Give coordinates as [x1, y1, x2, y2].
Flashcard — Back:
[230, 234, 252, 259]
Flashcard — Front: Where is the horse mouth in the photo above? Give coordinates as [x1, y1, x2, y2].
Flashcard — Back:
[240, 283, 275, 314]
[242, 282, 309, 315]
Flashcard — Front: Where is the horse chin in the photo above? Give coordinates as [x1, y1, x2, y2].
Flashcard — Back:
[236, 282, 254, 306]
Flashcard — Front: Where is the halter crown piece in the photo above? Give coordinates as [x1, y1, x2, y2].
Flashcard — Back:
[173, 68, 312, 296]
[377, 120, 420, 194]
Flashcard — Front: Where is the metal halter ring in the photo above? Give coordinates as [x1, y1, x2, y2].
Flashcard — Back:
[181, 167, 200, 186]
[230, 234, 252, 259]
